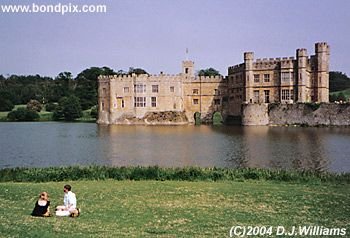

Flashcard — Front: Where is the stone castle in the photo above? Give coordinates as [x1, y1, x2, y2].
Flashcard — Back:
[98, 42, 330, 125]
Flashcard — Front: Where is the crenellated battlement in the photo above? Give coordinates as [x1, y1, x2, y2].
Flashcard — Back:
[297, 48, 308, 57]
[98, 73, 186, 83]
[244, 52, 254, 60]
[228, 63, 244, 70]
[315, 42, 329, 53]
[255, 56, 295, 63]
[99, 72, 224, 83]
[197, 75, 224, 81]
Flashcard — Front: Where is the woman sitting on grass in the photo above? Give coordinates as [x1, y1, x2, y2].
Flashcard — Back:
[31, 192, 51, 217]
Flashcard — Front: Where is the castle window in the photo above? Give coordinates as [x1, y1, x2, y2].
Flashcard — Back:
[264, 90, 270, 103]
[170, 86, 175, 92]
[102, 88, 106, 94]
[281, 72, 292, 83]
[253, 90, 259, 103]
[123, 87, 129, 93]
[214, 89, 220, 95]
[102, 101, 105, 111]
[290, 90, 294, 100]
[134, 84, 146, 93]
[281, 89, 290, 101]
[122, 99, 125, 108]
[264, 74, 270, 82]
[193, 89, 199, 94]
[193, 99, 199, 105]
[214, 99, 221, 105]
[254, 74, 260, 83]
[185, 68, 189, 74]
[134, 97, 146, 107]
[152, 85, 159, 93]
[151, 97, 157, 107]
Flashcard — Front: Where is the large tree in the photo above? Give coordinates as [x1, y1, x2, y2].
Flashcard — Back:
[53, 95, 82, 121]
[75, 67, 116, 110]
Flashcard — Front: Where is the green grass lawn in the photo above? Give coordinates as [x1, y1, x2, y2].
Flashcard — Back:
[0, 180, 348, 237]
[330, 88, 350, 100]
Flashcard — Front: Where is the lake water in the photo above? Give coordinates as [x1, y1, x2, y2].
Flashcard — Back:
[0, 122, 349, 173]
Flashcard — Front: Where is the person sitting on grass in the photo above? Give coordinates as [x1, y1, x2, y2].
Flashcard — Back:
[31, 192, 51, 217]
[55, 184, 80, 217]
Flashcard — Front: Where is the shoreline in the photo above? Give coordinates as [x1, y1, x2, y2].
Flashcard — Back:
[1, 166, 349, 183]
[2, 119, 350, 127]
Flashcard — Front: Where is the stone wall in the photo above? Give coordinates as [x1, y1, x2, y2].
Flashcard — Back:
[242, 103, 350, 126]
[241, 103, 269, 125]
[106, 111, 189, 125]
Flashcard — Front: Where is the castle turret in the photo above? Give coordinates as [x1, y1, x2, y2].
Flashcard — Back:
[296, 48, 308, 102]
[97, 75, 111, 124]
[315, 42, 330, 102]
[109, 77, 117, 123]
[244, 52, 254, 103]
[182, 60, 194, 77]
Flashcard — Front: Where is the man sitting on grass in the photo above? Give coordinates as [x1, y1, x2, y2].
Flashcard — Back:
[55, 184, 79, 217]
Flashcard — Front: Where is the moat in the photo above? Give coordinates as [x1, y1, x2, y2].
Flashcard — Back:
[0, 122, 349, 173]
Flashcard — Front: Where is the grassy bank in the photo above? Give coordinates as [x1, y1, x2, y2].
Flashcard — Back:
[330, 88, 350, 100]
[0, 105, 95, 122]
[0, 180, 349, 237]
[1, 166, 349, 183]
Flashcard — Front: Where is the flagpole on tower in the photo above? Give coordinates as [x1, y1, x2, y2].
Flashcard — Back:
[186, 48, 189, 60]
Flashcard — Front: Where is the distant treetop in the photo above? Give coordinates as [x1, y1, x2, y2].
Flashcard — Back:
[329, 71, 350, 92]
[197, 68, 221, 77]
[128, 67, 148, 75]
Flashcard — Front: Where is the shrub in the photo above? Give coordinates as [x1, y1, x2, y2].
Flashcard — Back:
[90, 106, 98, 118]
[45, 102, 58, 112]
[305, 102, 321, 111]
[26, 99, 42, 112]
[7, 107, 39, 121]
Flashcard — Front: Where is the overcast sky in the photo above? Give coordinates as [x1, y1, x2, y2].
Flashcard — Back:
[0, 0, 349, 77]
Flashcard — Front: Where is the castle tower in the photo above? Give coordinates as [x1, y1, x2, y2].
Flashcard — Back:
[296, 48, 308, 102]
[182, 60, 194, 77]
[97, 76, 111, 124]
[244, 52, 254, 103]
[315, 42, 330, 102]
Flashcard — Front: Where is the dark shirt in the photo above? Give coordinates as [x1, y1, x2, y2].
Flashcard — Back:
[31, 201, 50, 216]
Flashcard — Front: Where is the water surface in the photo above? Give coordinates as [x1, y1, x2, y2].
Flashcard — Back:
[0, 122, 349, 173]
